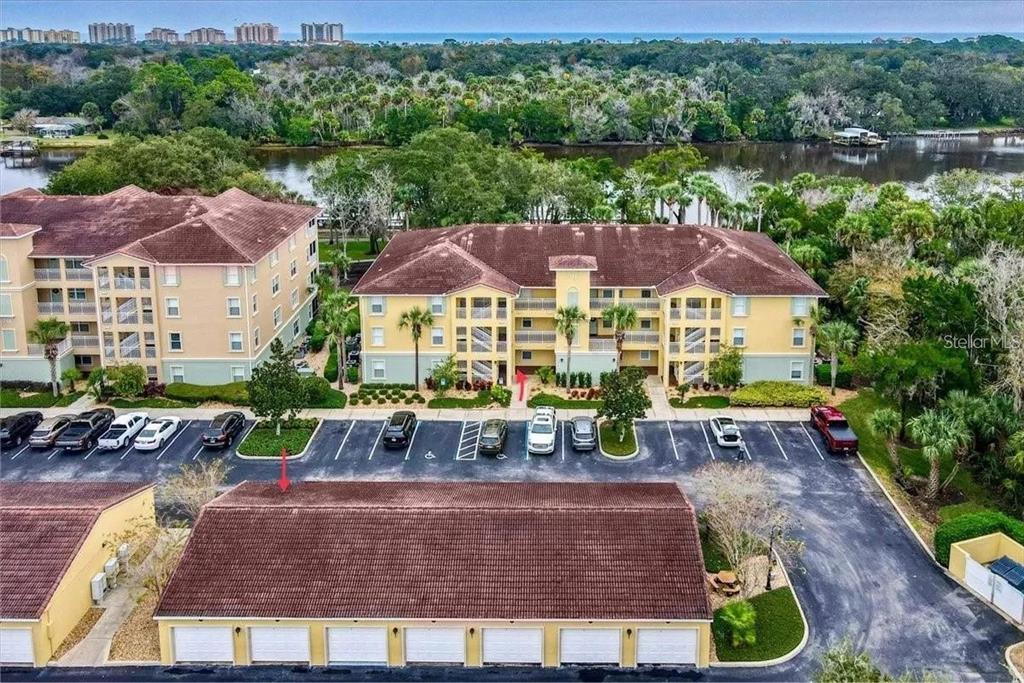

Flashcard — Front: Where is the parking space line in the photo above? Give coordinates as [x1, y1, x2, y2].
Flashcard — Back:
[334, 422, 355, 461]
[82, 446, 99, 461]
[666, 421, 679, 461]
[120, 446, 136, 460]
[46, 449, 58, 460]
[403, 422, 421, 461]
[456, 420, 481, 461]
[236, 422, 257, 452]
[192, 444, 205, 460]
[9, 443, 31, 460]
[561, 422, 566, 461]
[801, 424, 826, 461]
[367, 420, 387, 460]
[767, 422, 789, 460]
[155, 420, 191, 460]
[699, 421, 716, 460]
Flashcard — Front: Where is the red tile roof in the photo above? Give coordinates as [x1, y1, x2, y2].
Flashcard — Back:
[0, 186, 319, 264]
[0, 222, 41, 239]
[354, 224, 825, 297]
[156, 481, 712, 621]
[0, 482, 154, 619]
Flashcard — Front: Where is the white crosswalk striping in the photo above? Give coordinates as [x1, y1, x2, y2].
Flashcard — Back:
[456, 420, 482, 460]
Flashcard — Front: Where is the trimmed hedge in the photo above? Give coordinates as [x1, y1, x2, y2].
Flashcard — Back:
[527, 392, 602, 409]
[164, 382, 249, 405]
[729, 381, 826, 408]
[814, 362, 854, 389]
[324, 347, 339, 383]
[0, 388, 83, 408]
[934, 510, 1024, 567]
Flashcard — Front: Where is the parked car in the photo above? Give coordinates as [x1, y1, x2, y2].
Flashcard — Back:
[478, 419, 508, 456]
[97, 412, 150, 450]
[1, 411, 44, 447]
[709, 415, 742, 448]
[201, 411, 246, 449]
[383, 411, 417, 448]
[527, 407, 557, 455]
[55, 409, 115, 451]
[134, 417, 182, 451]
[28, 414, 75, 449]
[569, 416, 598, 452]
[811, 406, 859, 455]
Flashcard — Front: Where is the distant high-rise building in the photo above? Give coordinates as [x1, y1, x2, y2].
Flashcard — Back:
[235, 22, 279, 44]
[145, 27, 179, 43]
[0, 27, 80, 43]
[183, 27, 226, 44]
[300, 22, 344, 43]
[88, 22, 135, 44]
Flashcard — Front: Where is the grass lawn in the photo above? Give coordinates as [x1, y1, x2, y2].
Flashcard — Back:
[307, 388, 348, 409]
[599, 420, 637, 457]
[38, 132, 113, 148]
[428, 391, 492, 409]
[107, 396, 196, 409]
[0, 389, 82, 408]
[713, 587, 804, 662]
[528, 392, 603, 409]
[236, 419, 319, 457]
[320, 239, 380, 263]
[671, 395, 731, 409]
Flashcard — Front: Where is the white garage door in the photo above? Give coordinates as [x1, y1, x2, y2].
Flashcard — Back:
[482, 628, 543, 665]
[559, 628, 621, 665]
[404, 627, 465, 664]
[992, 576, 1024, 624]
[636, 628, 699, 665]
[249, 626, 310, 663]
[0, 629, 34, 665]
[327, 627, 389, 665]
[172, 626, 233, 663]
[965, 557, 994, 600]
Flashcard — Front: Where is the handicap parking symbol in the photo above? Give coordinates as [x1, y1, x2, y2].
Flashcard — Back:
[424, 450, 436, 460]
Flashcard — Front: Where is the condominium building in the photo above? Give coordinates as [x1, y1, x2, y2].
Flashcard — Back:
[235, 22, 279, 44]
[300, 22, 344, 43]
[183, 27, 226, 45]
[88, 22, 135, 44]
[352, 224, 825, 387]
[0, 27, 80, 44]
[0, 186, 321, 386]
[144, 27, 179, 43]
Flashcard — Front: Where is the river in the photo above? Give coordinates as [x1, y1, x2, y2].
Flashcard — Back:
[4, 136, 1023, 199]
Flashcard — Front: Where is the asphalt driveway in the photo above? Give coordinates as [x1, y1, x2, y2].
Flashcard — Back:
[1, 417, 1019, 681]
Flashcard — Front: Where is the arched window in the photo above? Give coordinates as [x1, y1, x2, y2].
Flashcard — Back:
[0, 255, 8, 283]
[567, 287, 579, 308]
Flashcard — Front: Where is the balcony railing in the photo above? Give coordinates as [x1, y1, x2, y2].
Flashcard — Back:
[514, 331, 556, 344]
[71, 335, 100, 348]
[470, 307, 492, 319]
[669, 309, 682, 320]
[119, 345, 141, 359]
[685, 342, 706, 354]
[104, 345, 115, 360]
[114, 277, 136, 290]
[710, 308, 723, 320]
[456, 308, 467, 319]
[142, 312, 154, 324]
[98, 275, 110, 290]
[472, 341, 492, 352]
[36, 302, 64, 314]
[496, 341, 508, 353]
[139, 277, 151, 289]
[145, 346, 157, 358]
[709, 341, 721, 353]
[118, 312, 139, 325]
[686, 308, 707, 320]
[514, 299, 556, 311]
[456, 341, 468, 352]
[590, 298, 614, 310]
[65, 268, 92, 281]
[589, 338, 617, 352]
[34, 268, 61, 280]
[624, 331, 661, 344]
[669, 342, 680, 354]
[68, 301, 96, 315]
[496, 308, 508, 320]
[27, 338, 72, 357]
[619, 298, 660, 310]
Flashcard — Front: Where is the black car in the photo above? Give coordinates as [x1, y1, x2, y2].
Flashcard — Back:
[478, 419, 508, 456]
[201, 411, 246, 449]
[1, 411, 44, 447]
[28, 414, 75, 449]
[383, 411, 416, 448]
[55, 409, 115, 451]
[569, 416, 598, 452]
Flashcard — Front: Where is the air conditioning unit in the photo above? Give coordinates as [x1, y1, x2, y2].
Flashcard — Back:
[104, 558, 119, 588]
[117, 543, 130, 564]
[90, 573, 107, 604]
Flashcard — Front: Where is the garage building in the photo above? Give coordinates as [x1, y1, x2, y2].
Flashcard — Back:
[155, 481, 713, 668]
[0, 482, 156, 666]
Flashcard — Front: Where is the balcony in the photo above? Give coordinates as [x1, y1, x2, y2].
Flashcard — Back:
[669, 309, 682, 320]
[619, 297, 660, 311]
[98, 275, 111, 290]
[685, 342, 706, 354]
[709, 341, 721, 353]
[104, 345, 115, 360]
[514, 299, 556, 311]
[139, 277, 151, 289]
[515, 331, 556, 344]
[118, 311, 139, 325]
[114, 277, 136, 290]
[471, 327, 493, 352]
[119, 344, 141, 359]
[27, 338, 72, 357]
[669, 342, 680, 354]
[34, 268, 61, 280]
[710, 308, 723, 320]
[590, 298, 614, 310]
[145, 346, 157, 358]
[71, 335, 100, 348]
[589, 338, 617, 352]
[623, 331, 661, 344]
[65, 268, 92, 281]
[496, 341, 508, 353]
[686, 308, 707, 320]
[142, 312, 154, 325]
[36, 302, 64, 314]
[456, 308, 467, 319]
[456, 341, 467, 352]
[496, 308, 508, 320]
[68, 301, 97, 315]
[470, 307, 492, 319]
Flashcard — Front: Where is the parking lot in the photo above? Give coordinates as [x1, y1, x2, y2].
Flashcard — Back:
[1, 416, 1019, 681]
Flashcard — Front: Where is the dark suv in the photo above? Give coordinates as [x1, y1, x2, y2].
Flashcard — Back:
[383, 411, 417, 448]
[1, 411, 44, 447]
[55, 409, 115, 451]
[569, 416, 598, 452]
[201, 412, 246, 449]
[478, 419, 508, 456]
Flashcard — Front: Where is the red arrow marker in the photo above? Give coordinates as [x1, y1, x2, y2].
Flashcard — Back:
[278, 446, 290, 492]
[515, 369, 527, 402]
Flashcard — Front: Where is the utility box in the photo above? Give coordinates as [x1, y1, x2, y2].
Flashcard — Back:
[117, 543, 130, 564]
[90, 573, 107, 604]
[104, 558, 119, 588]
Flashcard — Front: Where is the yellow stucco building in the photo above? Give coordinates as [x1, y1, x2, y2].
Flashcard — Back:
[352, 223, 825, 387]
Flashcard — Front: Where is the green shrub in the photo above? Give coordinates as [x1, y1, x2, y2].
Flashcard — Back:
[934, 510, 1024, 566]
[346, 365, 359, 383]
[164, 381, 249, 405]
[108, 363, 146, 398]
[814, 362, 854, 389]
[303, 376, 331, 404]
[729, 381, 826, 407]
[490, 385, 512, 407]
[537, 367, 555, 385]
[377, 397, 386, 405]
[324, 347, 338, 382]
[719, 600, 757, 648]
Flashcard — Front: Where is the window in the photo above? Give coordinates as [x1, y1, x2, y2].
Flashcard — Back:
[292, 319, 300, 337]
[521, 350, 533, 360]
[307, 240, 317, 263]
[567, 287, 579, 307]
[732, 327, 746, 347]
[289, 259, 297, 278]
[640, 289, 653, 299]
[371, 327, 384, 346]
[1, 329, 15, 351]
[168, 332, 183, 351]
[253, 327, 261, 348]
[791, 297, 810, 317]
[640, 350, 652, 361]
[226, 297, 241, 317]
[790, 360, 805, 381]
[231, 366, 245, 382]
[228, 332, 243, 352]
[271, 275, 280, 296]
[431, 327, 444, 345]
[430, 296, 445, 315]
[603, 319, 612, 328]
[67, 288, 86, 301]
[306, 220, 316, 239]
[146, 365, 158, 381]
[792, 327, 806, 347]
[165, 297, 180, 317]
[0, 294, 12, 318]
[371, 360, 386, 380]
[71, 321, 90, 333]
[640, 319, 652, 330]
[247, 266, 256, 284]
[288, 235, 296, 251]
[162, 266, 179, 286]
[0, 256, 8, 283]
[521, 318, 533, 329]
[170, 365, 185, 383]
[74, 354, 92, 366]
[290, 289, 299, 309]
[252, 294, 258, 315]
[273, 306, 282, 328]
[223, 266, 241, 287]
[269, 249, 279, 267]
[369, 296, 385, 316]
[731, 297, 750, 316]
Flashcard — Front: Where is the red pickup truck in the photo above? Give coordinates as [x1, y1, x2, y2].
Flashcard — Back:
[810, 406, 859, 455]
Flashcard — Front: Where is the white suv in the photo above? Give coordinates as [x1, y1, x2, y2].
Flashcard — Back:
[527, 407, 557, 455]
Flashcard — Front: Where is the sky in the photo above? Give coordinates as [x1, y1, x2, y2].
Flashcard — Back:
[1, 0, 1021, 36]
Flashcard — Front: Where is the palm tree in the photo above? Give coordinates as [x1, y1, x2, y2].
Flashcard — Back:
[816, 321, 858, 395]
[601, 303, 638, 369]
[555, 305, 587, 383]
[320, 290, 360, 389]
[869, 408, 904, 482]
[27, 318, 69, 397]
[330, 250, 352, 288]
[397, 306, 434, 390]
[908, 409, 969, 500]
